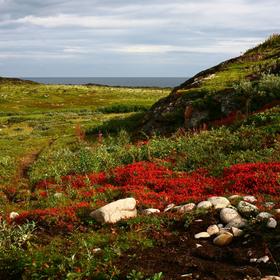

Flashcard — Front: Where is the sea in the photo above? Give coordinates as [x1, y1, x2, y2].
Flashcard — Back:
[23, 77, 187, 88]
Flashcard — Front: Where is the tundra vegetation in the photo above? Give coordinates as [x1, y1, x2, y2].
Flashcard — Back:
[0, 35, 280, 279]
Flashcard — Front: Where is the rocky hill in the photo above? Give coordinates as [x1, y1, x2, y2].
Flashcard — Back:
[0, 77, 37, 85]
[141, 35, 280, 134]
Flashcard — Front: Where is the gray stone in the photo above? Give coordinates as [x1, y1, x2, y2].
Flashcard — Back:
[197, 201, 212, 210]
[256, 212, 273, 221]
[237, 201, 259, 217]
[231, 227, 244, 237]
[207, 196, 230, 209]
[226, 217, 247, 229]
[90, 198, 137, 224]
[220, 208, 241, 224]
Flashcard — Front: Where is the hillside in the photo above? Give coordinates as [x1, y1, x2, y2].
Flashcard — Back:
[141, 35, 280, 134]
[0, 77, 37, 85]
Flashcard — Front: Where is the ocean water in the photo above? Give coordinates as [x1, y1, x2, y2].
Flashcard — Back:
[23, 77, 187, 88]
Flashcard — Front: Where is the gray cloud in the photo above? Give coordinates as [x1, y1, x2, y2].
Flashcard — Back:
[0, 0, 279, 77]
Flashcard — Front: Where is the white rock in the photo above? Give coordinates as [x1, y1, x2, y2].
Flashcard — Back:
[197, 201, 212, 210]
[229, 195, 243, 200]
[164, 203, 175, 212]
[267, 218, 277, 229]
[194, 232, 210, 239]
[92, 248, 101, 253]
[213, 232, 233, 246]
[231, 227, 244, 237]
[257, 256, 270, 263]
[250, 258, 258, 263]
[220, 208, 241, 224]
[207, 225, 220, 236]
[208, 196, 230, 209]
[177, 203, 196, 213]
[256, 212, 273, 221]
[238, 201, 259, 217]
[90, 198, 137, 224]
[218, 224, 224, 228]
[9, 212, 19, 219]
[195, 219, 203, 222]
[142, 208, 160, 215]
[196, 244, 202, 248]
[243, 196, 257, 203]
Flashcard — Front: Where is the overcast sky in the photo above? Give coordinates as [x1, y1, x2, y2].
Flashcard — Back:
[0, 0, 279, 77]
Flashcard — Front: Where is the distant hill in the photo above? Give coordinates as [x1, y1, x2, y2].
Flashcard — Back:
[0, 77, 38, 85]
[140, 34, 280, 134]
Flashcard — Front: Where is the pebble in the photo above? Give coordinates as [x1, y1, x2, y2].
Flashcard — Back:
[267, 217, 277, 228]
[218, 224, 224, 228]
[229, 194, 243, 200]
[197, 201, 212, 210]
[220, 208, 241, 224]
[177, 203, 196, 214]
[264, 202, 275, 209]
[207, 196, 230, 209]
[194, 232, 210, 239]
[261, 276, 280, 280]
[196, 244, 202, 248]
[256, 212, 273, 221]
[275, 209, 280, 214]
[231, 227, 244, 237]
[243, 196, 257, 203]
[238, 201, 259, 217]
[257, 256, 270, 263]
[207, 225, 220, 236]
[143, 208, 160, 215]
[213, 232, 233, 246]
[92, 248, 101, 253]
[9, 212, 19, 219]
[164, 203, 175, 212]
[54, 192, 63, 199]
[250, 258, 257, 263]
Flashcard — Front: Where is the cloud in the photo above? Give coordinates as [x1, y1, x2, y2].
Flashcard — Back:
[0, 0, 279, 76]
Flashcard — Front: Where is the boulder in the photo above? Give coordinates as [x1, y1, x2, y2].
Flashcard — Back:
[238, 201, 259, 217]
[90, 198, 137, 224]
[208, 196, 230, 209]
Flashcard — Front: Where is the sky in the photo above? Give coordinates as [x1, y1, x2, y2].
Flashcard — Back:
[0, 0, 279, 77]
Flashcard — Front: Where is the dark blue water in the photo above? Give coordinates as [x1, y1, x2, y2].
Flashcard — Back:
[23, 77, 187, 88]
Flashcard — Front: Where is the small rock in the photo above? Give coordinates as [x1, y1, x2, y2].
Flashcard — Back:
[181, 273, 193, 278]
[195, 219, 203, 222]
[207, 225, 220, 236]
[267, 217, 277, 228]
[275, 209, 280, 214]
[218, 224, 224, 228]
[220, 208, 241, 224]
[92, 248, 101, 253]
[9, 212, 19, 219]
[196, 244, 202, 248]
[164, 203, 175, 212]
[208, 196, 230, 209]
[264, 202, 275, 209]
[231, 227, 244, 237]
[143, 208, 160, 215]
[229, 194, 242, 200]
[90, 197, 137, 224]
[197, 201, 212, 210]
[243, 196, 257, 203]
[256, 212, 273, 221]
[177, 203, 196, 213]
[257, 256, 270, 263]
[54, 192, 63, 199]
[194, 232, 210, 239]
[250, 258, 258, 263]
[238, 201, 259, 217]
[213, 232, 233, 246]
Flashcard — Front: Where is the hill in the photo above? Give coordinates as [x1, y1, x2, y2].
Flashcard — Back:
[141, 34, 280, 134]
[0, 77, 37, 85]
